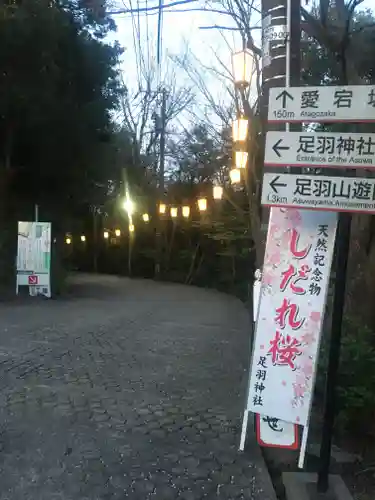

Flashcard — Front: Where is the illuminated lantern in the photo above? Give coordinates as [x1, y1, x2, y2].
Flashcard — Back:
[230, 168, 241, 184]
[197, 198, 207, 212]
[213, 186, 223, 200]
[182, 206, 190, 218]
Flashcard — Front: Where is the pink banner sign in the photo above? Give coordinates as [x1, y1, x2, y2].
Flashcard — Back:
[247, 208, 337, 426]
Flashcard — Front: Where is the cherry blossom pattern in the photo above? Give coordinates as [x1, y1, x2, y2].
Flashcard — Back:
[301, 331, 316, 346]
[301, 361, 314, 378]
[268, 250, 281, 268]
[286, 209, 302, 228]
[310, 311, 321, 323]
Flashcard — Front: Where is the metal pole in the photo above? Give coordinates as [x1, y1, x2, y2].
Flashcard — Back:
[122, 167, 133, 278]
[317, 59, 351, 491]
[317, 214, 351, 492]
[128, 233, 133, 277]
[289, 0, 300, 88]
[159, 88, 166, 195]
[35, 204, 39, 222]
[155, 88, 166, 279]
[260, 0, 287, 230]
[93, 209, 98, 273]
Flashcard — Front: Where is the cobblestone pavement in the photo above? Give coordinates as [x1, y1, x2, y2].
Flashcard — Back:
[0, 275, 276, 500]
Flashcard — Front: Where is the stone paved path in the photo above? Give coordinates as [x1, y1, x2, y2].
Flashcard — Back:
[0, 274, 276, 500]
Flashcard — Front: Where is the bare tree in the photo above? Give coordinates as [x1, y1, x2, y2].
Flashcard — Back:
[115, 56, 195, 189]
[171, 1, 264, 264]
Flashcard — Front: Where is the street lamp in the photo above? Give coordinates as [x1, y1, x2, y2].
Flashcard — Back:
[213, 186, 223, 200]
[115, 229, 121, 237]
[142, 213, 150, 222]
[66, 237, 72, 245]
[182, 206, 190, 218]
[232, 49, 255, 88]
[104, 231, 109, 239]
[81, 235, 86, 242]
[129, 224, 135, 233]
[198, 198, 207, 212]
[232, 118, 249, 142]
[170, 207, 178, 218]
[123, 197, 134, 216]
[159, 203, 166, 215]
[235, 151, 248, 169]
[230, 168, 241, 184]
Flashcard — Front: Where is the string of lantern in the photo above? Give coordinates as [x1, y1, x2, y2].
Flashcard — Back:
[65, 49, 253, 246]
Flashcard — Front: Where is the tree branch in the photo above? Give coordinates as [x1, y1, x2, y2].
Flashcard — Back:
[198, 25, 242, 30]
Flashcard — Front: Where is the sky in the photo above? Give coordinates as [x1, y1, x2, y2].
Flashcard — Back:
[110, 0, 248, 84]
[108, 0, 374, 131]
[107, 0, 259, 130]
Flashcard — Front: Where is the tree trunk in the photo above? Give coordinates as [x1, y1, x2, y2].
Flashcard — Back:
[0, 183, 17, 296]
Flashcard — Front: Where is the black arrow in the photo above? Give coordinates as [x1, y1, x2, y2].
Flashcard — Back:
[269, 175, 287, 194]
[272, 138, 290, 158]
[275, 89, 294, 108]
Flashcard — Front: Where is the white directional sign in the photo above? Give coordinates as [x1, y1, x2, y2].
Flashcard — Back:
[265, 131, 375, 169]
[261, 173, 375, 213]
[268, 85, 375, 123]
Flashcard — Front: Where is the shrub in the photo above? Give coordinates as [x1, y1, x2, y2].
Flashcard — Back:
[318, 316, 375, 438]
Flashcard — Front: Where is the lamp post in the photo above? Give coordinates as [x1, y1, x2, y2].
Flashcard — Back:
[232, 118, 249, 143]
[231, 49, 254, 198]
[170, 207, 178, 218]
[235, 151, 248, 170]
[232, 49, 255, 89]
[182, 206, 190, 218]
[230, 168, 241, 185]
[123, 197, 134, 217]
[231, 47, 257, 338]
[213, 186, 223, 201]
[232, 46, 261, 459]
[197, 198, 207, 212]
[122, 194, 135, 278]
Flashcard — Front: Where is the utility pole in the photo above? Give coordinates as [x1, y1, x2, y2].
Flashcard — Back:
[159, 88, 166, 195]
[261, 0, 349, 491]
[260, 0, 302, 214]
[260, 0, 287, 231]
[240, 0, 300, 453]
[92, 207, 98, 273]
[261, 0, 287, 111]
[261, 0, 301, 133]
[289, 0, 301, 88]
[154, 88, 167, 279]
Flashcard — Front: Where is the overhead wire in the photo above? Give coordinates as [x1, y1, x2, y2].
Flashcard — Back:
[156, 0, 164, 71]
[124, 0, 142, 87]
[144, 0, 151, 78]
